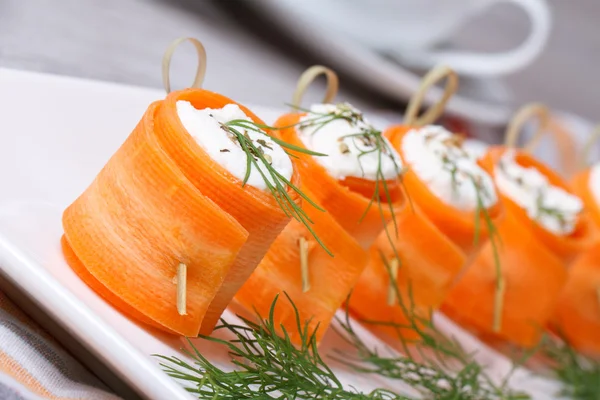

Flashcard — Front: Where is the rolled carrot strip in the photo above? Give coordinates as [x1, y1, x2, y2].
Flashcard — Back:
[551, 244, 600, 356]
[61, 235, 168, 332]
[275, 113, 403, 249]
[572, 168, 600, 230]
[153, 89, 297, 334]
[385, 125, 503, 257]
[480, 148, 594, 264]
[63, 100, 249, 336]
[443, 147, 595, 347]
[549, 159, 600, 355]
[234, 188, 367, 345]
[443, 211, 567, 347]
[349, 202, 466, 340]
[63, 90, 298, 336]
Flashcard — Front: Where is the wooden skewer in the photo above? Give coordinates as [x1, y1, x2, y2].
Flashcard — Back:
[596, 286, 600, 312]
[492, 275, 506, 332]
[504, 103, 550, 150]
[580, 125, 600, 169]
[291, 65, 339, 109]
[387, 258, 400, 306]
[404, 65, 459, 127]
[299, 237, 310, 293]
[176, 263, 187, 315]
[162, 37, 207, 94]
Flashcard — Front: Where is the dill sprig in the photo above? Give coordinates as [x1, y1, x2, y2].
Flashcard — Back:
[543, 337, 600, 400]
[472, 177, 504, 332]
[156, 293, 404, 399]
[222, 119, 333, 256]
[285, 103, 408, 257]
[339, 259, 531, 400]
[535, 191, 568, 231]
[436, 131, 504, 332]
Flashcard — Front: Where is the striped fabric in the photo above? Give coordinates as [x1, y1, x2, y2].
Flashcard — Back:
[0, 292, 121, 400]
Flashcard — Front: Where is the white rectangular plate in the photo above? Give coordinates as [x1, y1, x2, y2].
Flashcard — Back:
[0, 68, 561, 399]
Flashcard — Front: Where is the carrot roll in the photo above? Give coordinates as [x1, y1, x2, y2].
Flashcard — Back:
[274, 104, 404, 249]
[153, 90, 298, 334]
[572, 166, 600, 229]
[550, 162, 600, 355]
[63, 89, 299, 336]
[443, 148, 594, 347]
[235, 188, 367, 345]
[386, 125, 503, 258]
[552, 244, 600, 356]
[349, 202, 466, 339]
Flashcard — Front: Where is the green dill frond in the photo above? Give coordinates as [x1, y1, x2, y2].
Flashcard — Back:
[156, 294, 406, 399]
[338, 265, 531, 400]
[543, 336, 600, 400]
[222, 120, 333, 256]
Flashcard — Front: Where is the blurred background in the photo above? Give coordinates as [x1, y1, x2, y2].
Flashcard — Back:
[0, 0, 598, 152]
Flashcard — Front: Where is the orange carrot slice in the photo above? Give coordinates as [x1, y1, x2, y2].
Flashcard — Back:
[349, 202, 466, 340]
[275, 113, 403, 249]
[234, 188, 367, 345]
[572, 168, 600, 231]
[154, 89, 298, 334]
[548, 167, 600, 355]
[551, 244, 600, 356]
[63, 90, 298, 336]
[61, 235, 170, 332]
[479, 147, 595, 264]
[443, 211, 567, 347]
[385, 125, 503, 257]
[443, 147, 595, 347]
[63, 101, 250, 336]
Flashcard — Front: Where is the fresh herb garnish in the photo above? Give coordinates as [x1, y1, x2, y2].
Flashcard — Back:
[543, 336, 600, 400]
[286, 103, 408, 263]
[433, 130, 504, 332]
[156, 293, 403, 399]
[341, 260, 530, 400]
[535, 190, 568, 230]
[221, 119, 332, 256]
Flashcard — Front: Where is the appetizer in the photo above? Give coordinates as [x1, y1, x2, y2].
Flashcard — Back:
[350, 66, 499, 338]
[272, 66, 405, 249]
[235, 66, 395, 344]
[552, 125, 600, 356]
[235, 187, 367, 345]
[62, 39, 309, 336]
[443, 105, 595, 347]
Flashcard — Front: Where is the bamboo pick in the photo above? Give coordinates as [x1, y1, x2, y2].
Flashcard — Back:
[176, 263, 187, 315]
[492, 275, 506, 332]
[299, 237, 310, 293]
[291, 65, 339, 109]
[387, 258, 400, 306]
[162, 37, 207, 94]
[404, 65, 459, 127]
[579, 125, 600, 169]
[504, 103, 549, 151]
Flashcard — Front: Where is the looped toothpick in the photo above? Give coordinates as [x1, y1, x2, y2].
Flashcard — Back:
[504, 103, 550, 151]
[291, 65, 339, 109]
[386, 258, 400, 306]
[162, 37, 207, 94]
[176, 263, 187, 315]
[580, 125, 600, 169]
[299, 237, 311, 293]
[404, 65, 459, 127]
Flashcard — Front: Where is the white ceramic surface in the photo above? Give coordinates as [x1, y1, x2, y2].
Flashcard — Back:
[268, 0, 551, 77]
[0, 68, 563, 399]
[251, 0, 515, 126]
